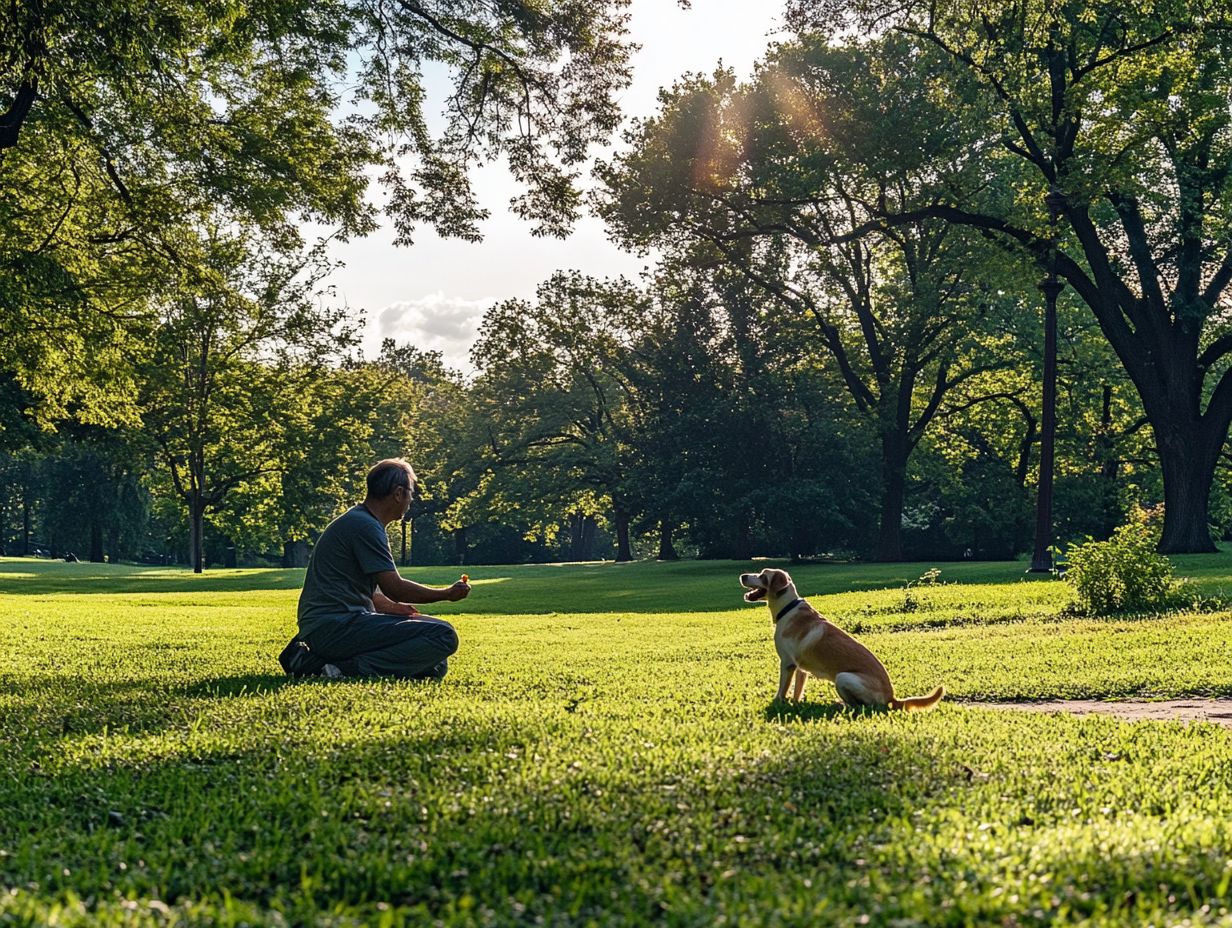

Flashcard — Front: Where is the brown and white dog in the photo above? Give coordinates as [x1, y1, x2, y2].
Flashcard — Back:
[739, 567, 944, 711]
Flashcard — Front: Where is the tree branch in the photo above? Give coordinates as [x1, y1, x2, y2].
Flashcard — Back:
[0, 78, 37, 150]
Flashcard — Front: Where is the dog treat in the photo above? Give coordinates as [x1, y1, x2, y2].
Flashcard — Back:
[460, 574, 469, 584]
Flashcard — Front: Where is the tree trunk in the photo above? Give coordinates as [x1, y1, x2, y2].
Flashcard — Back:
[567, 512, 584, 561]
[579, 515, 597, 561]
[454, 528, 468, 566]
[282, 539, 309, 568]
[1029, 282, 1060, 572]
[22, 497, 31, 555]
[1157, 430, 1218, 554]
[1098, 384, 1121, 539]
[1014, 418, 1037, 490]
[657, 520, 679, 561]
[189, 495, 205, 573]
[730, 512, 752, 561]
[789, 522, 813, 562]
[613, 506, 632, 562]
[89, 520, 104, 563]
[876, 431, 908, 562]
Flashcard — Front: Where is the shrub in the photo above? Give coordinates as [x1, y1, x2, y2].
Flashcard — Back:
[901, 567, 942, 612]
[1062, 505, 1184, 614]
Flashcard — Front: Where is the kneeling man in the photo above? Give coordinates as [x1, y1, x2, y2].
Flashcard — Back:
[280, 458, 470, 679]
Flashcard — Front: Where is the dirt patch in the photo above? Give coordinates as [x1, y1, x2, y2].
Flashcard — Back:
[971, 698, 1232, 727]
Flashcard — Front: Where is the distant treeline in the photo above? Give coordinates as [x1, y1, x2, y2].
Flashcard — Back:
[0, 268, 1189, 568]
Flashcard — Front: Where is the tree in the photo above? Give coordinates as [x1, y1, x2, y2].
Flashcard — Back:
[2, 0, 634, 235]
[261, 364, 407, 567]
[624, 256, 879, 560]
[794, 0, 1232, 552]
[1, 1, 374, 426]
[138, 228, 354, 572]
[598, 40, 1017, 559]
[38, 428, 150, 563]
[3, 0, 635, 428]
[467, 272, 643, 561]
[371, 340, 472, 566]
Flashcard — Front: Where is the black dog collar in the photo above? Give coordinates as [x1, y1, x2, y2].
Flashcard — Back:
[775, 598, 804, 622]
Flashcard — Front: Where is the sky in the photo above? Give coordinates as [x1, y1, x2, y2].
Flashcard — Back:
[324, 0, 787, 371]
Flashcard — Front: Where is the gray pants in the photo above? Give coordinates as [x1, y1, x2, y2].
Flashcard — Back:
[304, 613, 459, 679]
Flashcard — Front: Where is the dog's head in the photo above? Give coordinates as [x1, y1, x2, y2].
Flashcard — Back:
[739, 568, 793, 603]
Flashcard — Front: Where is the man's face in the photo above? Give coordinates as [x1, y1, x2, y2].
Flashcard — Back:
[397, 482, 414, 518]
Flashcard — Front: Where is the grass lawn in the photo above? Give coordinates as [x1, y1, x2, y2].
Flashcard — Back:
[4, 555, 1232, 926]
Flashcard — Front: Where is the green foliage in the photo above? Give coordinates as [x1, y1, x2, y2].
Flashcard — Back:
[596, 37, 1034, 560]
[7, 557, 1232, 924]
[2, 0, 634, 448]
[460, 262, 881, 563]
[464, 271, 643, 558]
[1063, 507, 1186, 615]
[135, 228, 360, 570]
[790, 0, 1232, 551]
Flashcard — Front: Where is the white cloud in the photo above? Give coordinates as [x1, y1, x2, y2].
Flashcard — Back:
[375, 292, 495, 371]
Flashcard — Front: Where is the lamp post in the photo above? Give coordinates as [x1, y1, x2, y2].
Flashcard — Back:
[1029, 189, 1066, 572]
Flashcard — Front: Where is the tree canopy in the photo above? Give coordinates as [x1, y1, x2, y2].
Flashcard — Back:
[783, 0, 1232, 552]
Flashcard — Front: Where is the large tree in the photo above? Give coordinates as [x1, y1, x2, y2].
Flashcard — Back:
[138, 228, 353, 572]
[598, 41, 1016, 559]
[792, 0, 1232, 552]
[623, 255, 878, 560]
[1, 0, 634, 235]
[467, 271, 643, 562]
[2, 0, 635, 422]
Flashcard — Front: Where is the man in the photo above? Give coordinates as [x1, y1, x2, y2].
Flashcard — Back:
[278, 458, 470, 679]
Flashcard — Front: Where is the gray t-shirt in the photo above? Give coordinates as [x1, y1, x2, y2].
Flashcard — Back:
[297, 505, 396, 634]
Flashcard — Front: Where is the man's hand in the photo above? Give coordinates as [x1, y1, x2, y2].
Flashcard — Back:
[445, 580, 471, 602]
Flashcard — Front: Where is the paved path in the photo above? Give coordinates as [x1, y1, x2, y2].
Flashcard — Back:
[972, 698, 1232, 727]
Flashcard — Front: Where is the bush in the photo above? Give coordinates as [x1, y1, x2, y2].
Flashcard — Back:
[1062, 505, 1184, 614]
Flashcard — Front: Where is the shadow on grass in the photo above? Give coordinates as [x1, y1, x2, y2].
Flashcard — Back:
[180, 673, 301, 699]
[8, 669, 457, 746]
[6, 691, 1229, 925]
[763, 699, 893, 723]
[2, 718, 946, 922]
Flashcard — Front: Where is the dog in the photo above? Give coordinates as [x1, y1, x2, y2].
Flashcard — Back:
[739, 567, 944, 711]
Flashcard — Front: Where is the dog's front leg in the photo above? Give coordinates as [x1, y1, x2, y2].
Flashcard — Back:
[791, 669, 807, 702]
[776, 662, 796, 701]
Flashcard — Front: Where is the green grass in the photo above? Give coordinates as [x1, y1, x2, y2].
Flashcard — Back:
[4, 555, 1232, 926]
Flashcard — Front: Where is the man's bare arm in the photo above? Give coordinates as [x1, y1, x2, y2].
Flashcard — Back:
[373, 589, 419, 616]
[375, 570, 470, 605]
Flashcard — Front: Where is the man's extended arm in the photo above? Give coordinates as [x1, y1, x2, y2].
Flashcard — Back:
[375, 570, 470, 606]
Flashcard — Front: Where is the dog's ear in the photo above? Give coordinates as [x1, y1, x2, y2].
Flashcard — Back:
[770, 570, 792, 594]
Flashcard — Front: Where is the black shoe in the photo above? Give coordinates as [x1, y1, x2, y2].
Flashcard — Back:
[278, 637, 327, 677]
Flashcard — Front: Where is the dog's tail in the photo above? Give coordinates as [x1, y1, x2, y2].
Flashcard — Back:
[889, 685, 945, 712]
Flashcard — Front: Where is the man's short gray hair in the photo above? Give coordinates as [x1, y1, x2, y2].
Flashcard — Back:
[366, 458, 416, 499]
